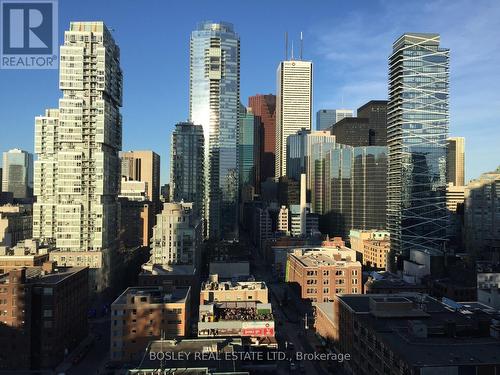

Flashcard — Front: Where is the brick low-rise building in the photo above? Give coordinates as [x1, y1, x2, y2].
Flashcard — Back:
[110, 285, 190, 362]
[286, 251, 361, 302]
[200, 274, 268, 305]
[335, 294, 500, 375]
[349, 230, 390, 270]
[0, 262, 88, 370]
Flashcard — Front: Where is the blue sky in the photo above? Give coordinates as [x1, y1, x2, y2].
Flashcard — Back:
[1, 0, 499, 184]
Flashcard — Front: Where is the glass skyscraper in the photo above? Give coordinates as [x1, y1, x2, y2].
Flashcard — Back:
[170, 122, 205, 220]
[2, 148, 33, 200]
[238, 105, 258, 189]
[387, 33, 449, 258]
[189, 21, 240, 240]
[316, 109, 353, 130]
[320, 146, 388, 239]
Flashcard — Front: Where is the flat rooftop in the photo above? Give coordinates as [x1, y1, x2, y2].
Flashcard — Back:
[129, 338, 250, 374]
[201, 280, 266, 292]
[291, 252, 359, 268]
[338, 293, 500, 367]
[113, 286, 189, 305]
[0, 266, 86, 285]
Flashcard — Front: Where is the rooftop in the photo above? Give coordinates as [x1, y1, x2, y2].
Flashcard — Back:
[290, 251, 360, 268]
[0, 265, 86, 285]
[201, 279, 266, 292]
[200, 303, 273, 322]
[131, 338, 248, 373]
[338, 293, 500, 367]
[113, 286, 190, 305]
[366, 271, 428, 290]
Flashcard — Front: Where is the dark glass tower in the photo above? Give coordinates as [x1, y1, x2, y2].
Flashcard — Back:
[238, 105, 258, 189]
[387, 33, 449, 258]
[321, 146, 387, 239]
[170, 122, 205, 219]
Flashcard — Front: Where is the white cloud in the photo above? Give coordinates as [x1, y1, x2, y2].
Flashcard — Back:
[309, 0, 500, 179]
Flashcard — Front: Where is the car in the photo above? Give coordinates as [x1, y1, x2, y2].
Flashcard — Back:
[290, 361, 297, 371]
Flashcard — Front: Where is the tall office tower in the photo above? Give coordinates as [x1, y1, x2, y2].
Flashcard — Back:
[275, 60, 313, 178]
[120, 151, 160, 213]
[387, 33, 449, 258]
[150, 202, 202, 271]
[320, 145, 388, 239]
[357, 100, 388, 145]
[328, 101, 388, 147]
[2, 148, 33, 200]
[248, 94, 276, 184]
[33, 22, 122, 292]
[316, 109, 353, 130]
[446, 137, 465, 186]
[189, 21, 240, 240]
[238, 105, 259, 190]
[464, 168, 500, 259]
[286, 129, 336, 195]
[170, 122, 204, 219]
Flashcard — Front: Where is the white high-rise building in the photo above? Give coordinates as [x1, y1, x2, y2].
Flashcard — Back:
[275, 60, 313, 178]
[149, 202, 202, 271]
[277, 206, 289, 234]
[33, 22, 122, 291]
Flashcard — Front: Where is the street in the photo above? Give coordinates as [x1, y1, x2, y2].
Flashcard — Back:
[250, 244, 331, 375]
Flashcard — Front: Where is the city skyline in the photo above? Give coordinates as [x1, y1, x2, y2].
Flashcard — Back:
[1, 2, 500, 372]
[0, 0, 499, 185]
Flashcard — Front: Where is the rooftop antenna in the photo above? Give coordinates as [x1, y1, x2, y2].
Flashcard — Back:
[291, 40, 294, 60]
[300, 31, 303, 60]
[285, 32, 288, 60]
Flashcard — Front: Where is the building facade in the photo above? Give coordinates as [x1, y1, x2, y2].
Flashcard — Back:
[286, 251, 362, 302]
[2, 149, 33, 200]
[118, 180, 153, 248]
[319, 146, 388, 239]
[120, 150, 161, 214]
[275, 60, 313, 178]
[356, 100, 388, 146]
[238, 105, 259, 190]
[316, 109, 353, 131]
[248, 94, 276, 184]
[446, 137, 465, 187]
[349, 230, 390, 270]
[335, 294, 500, 375]
[286, 129, 336, 194]
[110, 286, 190, 362]
[149, 202, 202, 271]
[464, 168, 500, 258]
[170, 122, 204, 219]
[33, 22, 123, 292]
[387, 33, 449, 258]
[189, 21, 240, 240]
[0, 205, 32, 247]
[0, 264, 88, 370]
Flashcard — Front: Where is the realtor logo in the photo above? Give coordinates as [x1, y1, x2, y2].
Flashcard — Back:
[1, 0, 58, 69]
